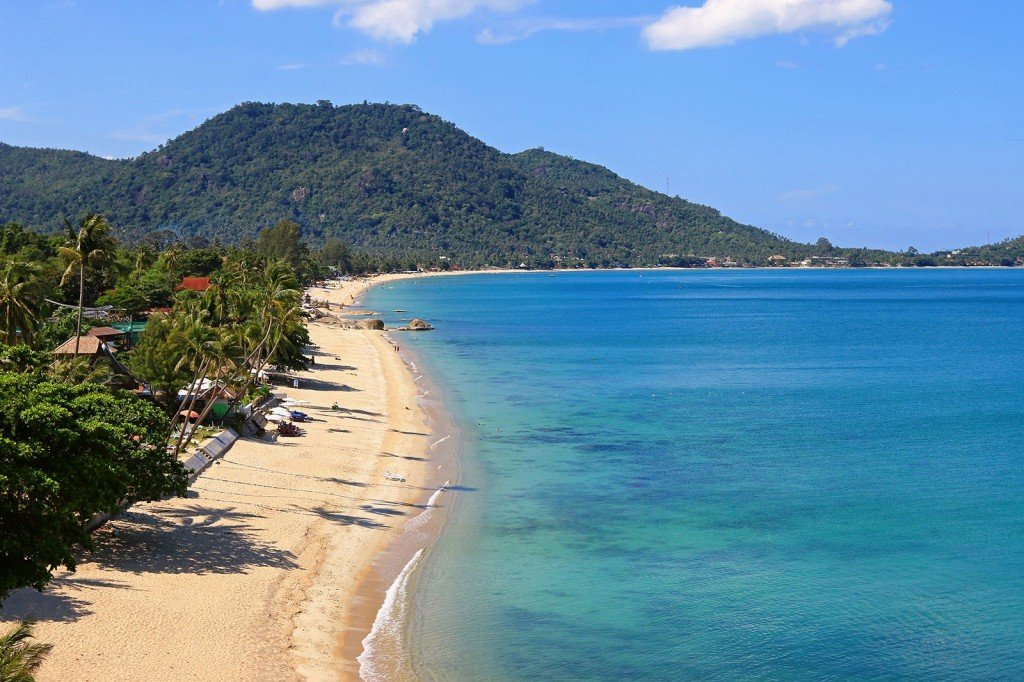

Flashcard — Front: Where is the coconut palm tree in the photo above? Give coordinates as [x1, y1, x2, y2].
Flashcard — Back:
[0, 262, 42, 346]
[59, 214, 115, 354]
[0, 620, 52, 682]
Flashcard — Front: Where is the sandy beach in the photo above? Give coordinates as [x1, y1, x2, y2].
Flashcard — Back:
[0, 275, 442, 681]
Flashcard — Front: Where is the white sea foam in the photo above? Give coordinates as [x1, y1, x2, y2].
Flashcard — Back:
[358, 549, 425, 682]
[426, 480, 451, 508]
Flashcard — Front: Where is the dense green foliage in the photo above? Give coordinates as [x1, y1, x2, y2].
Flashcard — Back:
[0, 216, 313, 600]
[934, 235, 1024, 267]
[128, 256, 309, 412]
[0, 101, 913, 268]
[0, 370, 187, 600]
[0, 620, 52, 681]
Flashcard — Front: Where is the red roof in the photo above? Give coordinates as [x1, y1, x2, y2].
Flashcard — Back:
[176, 276, 211, 292]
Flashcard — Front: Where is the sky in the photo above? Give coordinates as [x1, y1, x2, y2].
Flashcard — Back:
[0, 0, 1021, 251]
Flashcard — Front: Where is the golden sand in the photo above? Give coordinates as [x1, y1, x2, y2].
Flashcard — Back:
[1, 276, 435, 681]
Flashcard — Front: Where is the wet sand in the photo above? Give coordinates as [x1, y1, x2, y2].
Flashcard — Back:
[1, 276, 436, 681]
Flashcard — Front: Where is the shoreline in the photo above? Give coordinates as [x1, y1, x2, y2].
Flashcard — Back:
[308, 273, 464, 682]
[0, 275, 444, 681]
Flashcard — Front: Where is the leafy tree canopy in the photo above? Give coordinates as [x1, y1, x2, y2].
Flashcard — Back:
[0, 369, 187, 599]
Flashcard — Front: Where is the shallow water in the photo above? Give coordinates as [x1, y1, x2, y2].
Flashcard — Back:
[368, 269, 1024, 681]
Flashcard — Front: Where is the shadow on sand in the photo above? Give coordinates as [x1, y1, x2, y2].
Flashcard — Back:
[0, 577, 132, 623]
[86, 505, 298, 576]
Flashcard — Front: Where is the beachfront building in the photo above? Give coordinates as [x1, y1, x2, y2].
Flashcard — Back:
[52, 334, 142, 389]
[52, 335, 107, 359]
[177, 378, 239, 422]
[85, 326, 128, 350]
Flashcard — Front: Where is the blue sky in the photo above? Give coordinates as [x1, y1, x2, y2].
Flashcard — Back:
[0, 0, 1021, 251]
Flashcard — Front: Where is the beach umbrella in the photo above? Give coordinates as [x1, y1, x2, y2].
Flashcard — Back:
[271, 407, 293, 418]
[178, 410, 200, 420]
[265, 414, 285, 423]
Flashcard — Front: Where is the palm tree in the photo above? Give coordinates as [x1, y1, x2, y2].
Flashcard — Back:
[0, 262, 42, 346]
[0, 620, 52, 682]
[59, 214, 114, 354]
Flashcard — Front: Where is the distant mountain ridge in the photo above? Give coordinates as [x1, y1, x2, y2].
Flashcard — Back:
[0, 101, 1019, 267]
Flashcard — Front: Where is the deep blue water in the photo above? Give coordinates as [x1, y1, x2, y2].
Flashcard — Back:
[367, 269, 1024, 681]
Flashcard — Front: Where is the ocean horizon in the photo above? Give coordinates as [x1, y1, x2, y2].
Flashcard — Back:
[367, 269, 1024, 681]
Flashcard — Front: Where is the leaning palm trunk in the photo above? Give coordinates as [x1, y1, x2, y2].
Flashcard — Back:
[176, 365, 235, 451]
[169, 359, 212, 460]
[74, 264, 85, 355]
[226, 320, 277, 414]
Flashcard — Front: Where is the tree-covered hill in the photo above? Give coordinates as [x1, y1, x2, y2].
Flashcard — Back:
[0, 101, 1014, 268]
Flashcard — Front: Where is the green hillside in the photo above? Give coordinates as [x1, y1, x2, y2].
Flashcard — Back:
[1, 101, 1015, 268]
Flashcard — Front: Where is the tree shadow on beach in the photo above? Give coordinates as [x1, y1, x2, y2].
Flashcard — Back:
[323, 477, 368, 487]
[309, 362, 358, 372]
[86, 505, 298, 576]
[359, 504, 408, 517]
[296, 378, 360, 392]
[195, 476, 365, 504]
[0, 576, 131, 623]
[217, 460, 370, 490]
[305, 505, 389, 529]
[381, 451, 427, 462]
[370, 498, 430, 510]
[334, 407, 382, 417]
[334, 414, 381, 423]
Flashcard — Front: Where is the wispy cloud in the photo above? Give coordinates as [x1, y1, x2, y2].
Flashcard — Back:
[252, 0, 893, 50]
[255, 0, 531, 43]
[253, 0, 338, 8]
[0, 106, 31, 123]
[276, 62, 310, 70]
[775, 59, 800, 69]
[340, 48, 386, 65]
[476, 15, 649, 45]
[779, 183, 840, 203]
[643, 0, 893, 51]
[108, 109, 213, 146]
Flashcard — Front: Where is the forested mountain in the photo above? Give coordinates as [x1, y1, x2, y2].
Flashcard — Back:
[0, 101, 1016, 268]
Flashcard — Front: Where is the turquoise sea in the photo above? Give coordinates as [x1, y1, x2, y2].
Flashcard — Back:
[367, 269, 1024, 681]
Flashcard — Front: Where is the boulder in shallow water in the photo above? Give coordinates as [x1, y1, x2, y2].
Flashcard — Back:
[408, 318, 434, 331]
[355, 318, 385, 330]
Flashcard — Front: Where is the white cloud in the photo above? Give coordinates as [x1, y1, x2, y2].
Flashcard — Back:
[349, 0, 531, 43]
[253, 0, 339, 9]
[643, 0, 893, 51]
[276, 62, 310, 70]
[775, 58, 800, 69]
[340, 48, 387, 65]
[779, 183, 840, 202]
[476, 15, 649, 46]
[0, 106, 30, 123]
[254, 0, 530, 43]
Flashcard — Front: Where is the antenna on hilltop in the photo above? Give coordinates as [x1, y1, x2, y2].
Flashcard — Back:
[666, 175, 671, 196]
